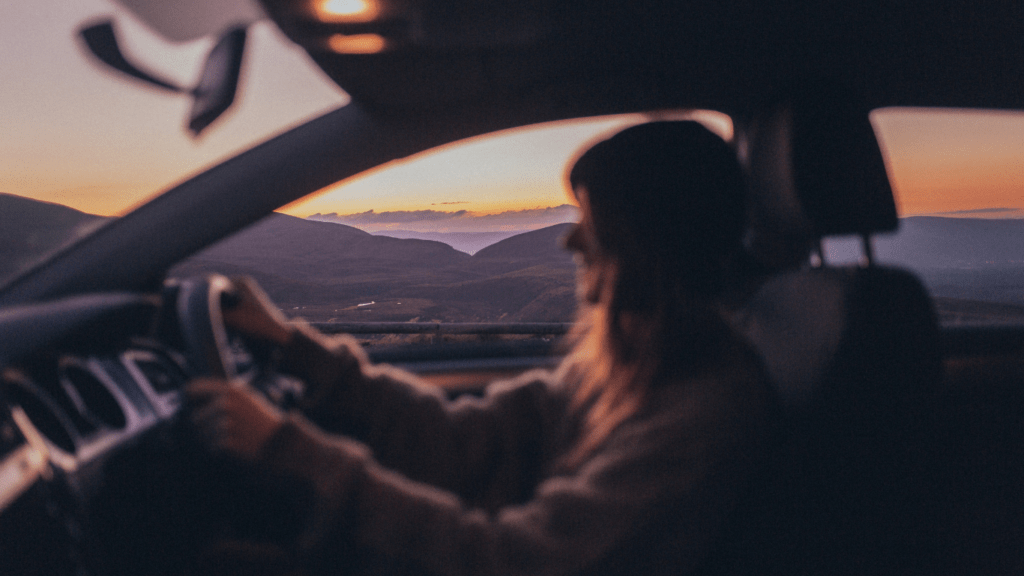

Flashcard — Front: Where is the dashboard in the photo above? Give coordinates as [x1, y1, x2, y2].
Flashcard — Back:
[0, 280, 325, 575]
[4, 341, 186, 470]
[0, 282, 562, 497]
[0, 291, 197, 574]
[0, 291, 189, 472]
[0, 279, 562, 574]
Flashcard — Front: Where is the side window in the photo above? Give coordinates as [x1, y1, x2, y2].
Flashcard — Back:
[172, 112, 734, 340]
[825, 108, 1024, 325]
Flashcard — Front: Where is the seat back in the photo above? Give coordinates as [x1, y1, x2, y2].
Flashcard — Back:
[717, 266, 940, 575]
[705, 83, 942, 575]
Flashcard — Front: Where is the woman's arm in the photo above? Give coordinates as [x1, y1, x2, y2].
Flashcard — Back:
[275, 324, 569, 497]
[260, 365, 775, 576]
[216, 277, 570, 496]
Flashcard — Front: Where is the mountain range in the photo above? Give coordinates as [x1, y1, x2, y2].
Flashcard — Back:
[368, 230, 520, 254]
[5, 193, 1024, 324]
[876, 217, 1024, 269]
[170, 214, 576, 322]
[818, 216, 1024, 311]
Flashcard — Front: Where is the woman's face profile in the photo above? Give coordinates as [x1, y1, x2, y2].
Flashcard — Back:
[565, 186, 608, 305]
[565, 187, 598, 262]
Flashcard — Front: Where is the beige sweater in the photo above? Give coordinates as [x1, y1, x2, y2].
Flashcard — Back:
[260, 324, 775, 576]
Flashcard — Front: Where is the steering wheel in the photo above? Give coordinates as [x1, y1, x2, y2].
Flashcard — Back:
[175, 274, 238, 380]
[163, 275, 310, 555]
[174, 274, 303, 409]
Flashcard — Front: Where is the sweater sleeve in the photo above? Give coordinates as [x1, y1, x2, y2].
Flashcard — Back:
[260, 357, 776, 576]
[277, 323, 569, 497]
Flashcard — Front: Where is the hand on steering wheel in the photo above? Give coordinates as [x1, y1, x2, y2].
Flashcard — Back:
[174, 275, 292, 460]
[175, 274, 296, 379]
[221, 276, 295, 349]
[186, 377, 284, 462]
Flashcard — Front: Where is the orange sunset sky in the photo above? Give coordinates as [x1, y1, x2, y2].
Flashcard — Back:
[3, 0, 1023, 223]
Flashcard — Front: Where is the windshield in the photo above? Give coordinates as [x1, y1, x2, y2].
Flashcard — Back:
[0, 0, 345, 285]
[167, 111, 733, 338]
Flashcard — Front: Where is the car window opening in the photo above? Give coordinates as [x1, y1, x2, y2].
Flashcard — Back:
[169, 111, 735, 347]
[836, 108, 1024, 326]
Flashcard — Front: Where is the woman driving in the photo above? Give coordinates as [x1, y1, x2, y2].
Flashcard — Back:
[186, 120, 776, 576]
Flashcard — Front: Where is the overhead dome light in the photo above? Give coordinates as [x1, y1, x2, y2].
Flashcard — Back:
[328, 33, 388, 53]
[314, 0, 381, 23]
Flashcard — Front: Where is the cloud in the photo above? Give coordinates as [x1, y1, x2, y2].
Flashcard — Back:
[924, 207, 1024, 218]
[310, 209, 468, 224]
[472, 205, 578, 220]
[309, 205, 578, 232]
[936, 207, 1019, 215]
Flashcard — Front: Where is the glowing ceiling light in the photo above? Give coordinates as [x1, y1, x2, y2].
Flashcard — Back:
[315, 0, 380, 22]
[328, 33, 388, 54]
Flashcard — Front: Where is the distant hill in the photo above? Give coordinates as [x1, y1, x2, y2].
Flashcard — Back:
[169, 214, 577, 321]
[839, 216, 1024, 309]
[369, 230, 519, 254]
[12, 194, 1024, 328]
[0, 193, 108, 282]
[165, 214, 1024, 321]
[875, 216, 1024, 268]
[932, 296, 1024, 326]
[171, 213, 478, 309]
[178, 213, 469, 276]
[475, 223, 574, 261]
[12, 195, 1024, 322]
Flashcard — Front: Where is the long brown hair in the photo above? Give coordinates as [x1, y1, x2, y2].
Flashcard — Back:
[559, 121, 747, 464]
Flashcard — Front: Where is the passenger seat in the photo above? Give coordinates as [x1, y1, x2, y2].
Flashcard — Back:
[707, 87, 942, 576]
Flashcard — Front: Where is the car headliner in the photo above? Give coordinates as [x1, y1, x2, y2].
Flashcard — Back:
[0, 0, 1020, 305]
[261, 0, 1024, 114]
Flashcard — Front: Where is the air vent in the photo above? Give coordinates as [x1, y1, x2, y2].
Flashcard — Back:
[60, 364, 127, 430]
[5, 380, 77, 454]
[133, 354, 188, 395]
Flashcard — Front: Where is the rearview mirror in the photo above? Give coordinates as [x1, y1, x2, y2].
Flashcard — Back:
[187, 27, 246, 135]
[79, 20, 247, 137]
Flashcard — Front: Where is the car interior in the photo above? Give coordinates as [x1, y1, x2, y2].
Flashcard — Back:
[1, 0, 1022, 574]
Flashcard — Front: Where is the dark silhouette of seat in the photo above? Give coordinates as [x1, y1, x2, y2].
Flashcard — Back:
[704, 85, 942, 576]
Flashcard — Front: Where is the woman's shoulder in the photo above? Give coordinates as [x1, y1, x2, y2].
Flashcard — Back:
[662, 311, 771, 393]
[638, 333, 777, 447]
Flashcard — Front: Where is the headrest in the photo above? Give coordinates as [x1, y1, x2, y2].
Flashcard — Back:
[747, 81, 898, 243]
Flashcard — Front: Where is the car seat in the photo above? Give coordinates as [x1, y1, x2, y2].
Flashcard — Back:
[704, 87, 942, 576]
